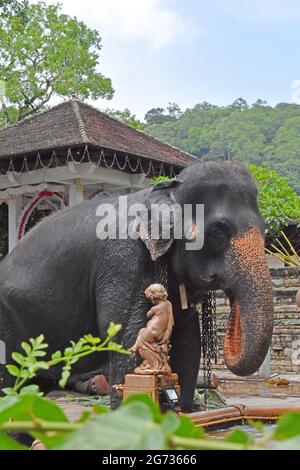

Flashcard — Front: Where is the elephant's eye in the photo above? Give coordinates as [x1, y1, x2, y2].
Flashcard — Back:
[207, 222, 231, 252]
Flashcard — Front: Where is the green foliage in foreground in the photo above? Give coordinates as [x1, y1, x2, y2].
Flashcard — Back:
[1, 390, 300, 450]
[1, 331, 300, 450]
[3, 323, 128, 397]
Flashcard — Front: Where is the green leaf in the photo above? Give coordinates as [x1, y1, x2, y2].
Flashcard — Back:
[225, 428, 253, 445]
[274, 413, 300, 440]
[107, 322, 122, 338]
[55, 402, 163, 450]
[140, 428, 166, 450]
[84, 335, 101, 345]
[76, 411, 93, 424]
[20, 385, 43, 397]
[122, 393, 163, 423]
[51, 351, 62, 361]
[33, 351, 47, 358]
[174, 416, 205, 439]
[6, 364, 20, 377]
[2, 388, 16, 396]
[0, 432, 28, 450]
[107, 341, 129, 354]
[93, 405, 109, 415]
[59, 367, 71, 389]
[160, 411, 180, 435]
[11, 352, 25, 366]
[21, 342, 31, 355]
[34, 361, 49, 370]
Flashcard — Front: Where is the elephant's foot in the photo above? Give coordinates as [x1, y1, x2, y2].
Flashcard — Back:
[89, 375, 109, 395]
[70, 375, 109, 396]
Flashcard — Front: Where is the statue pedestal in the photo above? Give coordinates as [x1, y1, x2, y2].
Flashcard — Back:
[123, 373, 180, 405]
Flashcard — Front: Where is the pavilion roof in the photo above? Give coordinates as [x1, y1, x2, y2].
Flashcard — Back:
[0, 100, 196, 168]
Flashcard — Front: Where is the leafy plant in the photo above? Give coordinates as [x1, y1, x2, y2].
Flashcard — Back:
[266, 231, 300, 266]
[0, 1, 114, 125]
[3, 322, 129, 396]
[103, 108, 145, 131]
[1, 389, 300, 450]
[248, 164, 300, 237]
[1, 333, 300, 450]
[152, 176, 173, 185]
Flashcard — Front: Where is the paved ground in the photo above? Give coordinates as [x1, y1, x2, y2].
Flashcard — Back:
[48, 371, 300, 419]
[215, 369, 300, 407]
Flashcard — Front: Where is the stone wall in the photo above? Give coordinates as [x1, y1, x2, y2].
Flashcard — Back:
[215, 266, 300, 373]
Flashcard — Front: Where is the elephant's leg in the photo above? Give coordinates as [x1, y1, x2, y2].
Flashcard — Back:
[0, 365, 14, 396]
[170, 308, 201, 412]
[97, 295, 150, 409]
[109, 350, 138, 409]
[0, 331, 15, 395]
[67, 365, 109, 395]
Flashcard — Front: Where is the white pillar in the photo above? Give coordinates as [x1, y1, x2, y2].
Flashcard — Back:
[8, 198, 23, 252]
[259, 349, 271, 379]
[69, 181, 84, 207]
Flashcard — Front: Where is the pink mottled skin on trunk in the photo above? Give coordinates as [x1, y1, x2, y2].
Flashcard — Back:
[223, 227, 274, 375]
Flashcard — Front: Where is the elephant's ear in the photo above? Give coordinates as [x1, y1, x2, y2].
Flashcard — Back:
[136, 178, 181, 261]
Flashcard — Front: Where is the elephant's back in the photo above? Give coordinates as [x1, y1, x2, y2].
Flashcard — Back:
[0, 200, 100, 346]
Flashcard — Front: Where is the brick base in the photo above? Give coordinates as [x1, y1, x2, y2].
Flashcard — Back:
[215, 266, 300, 373]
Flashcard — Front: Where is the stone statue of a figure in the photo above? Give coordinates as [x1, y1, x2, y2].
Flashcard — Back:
[130, 284, 174, 375]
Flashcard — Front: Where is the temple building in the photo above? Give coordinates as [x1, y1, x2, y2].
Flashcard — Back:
[0, 99, 195, 252]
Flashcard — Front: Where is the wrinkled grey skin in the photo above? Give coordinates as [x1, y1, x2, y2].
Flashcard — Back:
[0, 162, 274, 411]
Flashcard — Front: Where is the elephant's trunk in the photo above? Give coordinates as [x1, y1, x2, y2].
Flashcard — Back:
[223, 227, 274, 376]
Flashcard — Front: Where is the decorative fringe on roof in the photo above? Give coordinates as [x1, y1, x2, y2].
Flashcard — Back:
[0, 146, 176, 180]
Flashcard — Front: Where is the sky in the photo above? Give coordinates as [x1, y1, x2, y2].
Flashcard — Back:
[38, 0, 300, 119]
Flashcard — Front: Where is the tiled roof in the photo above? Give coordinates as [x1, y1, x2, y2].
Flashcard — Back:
[0, 100, 196, 168]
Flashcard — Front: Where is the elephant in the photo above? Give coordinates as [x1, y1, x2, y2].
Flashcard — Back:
[0, 161, 274, 412]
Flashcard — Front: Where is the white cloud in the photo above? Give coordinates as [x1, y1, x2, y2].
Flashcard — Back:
[42, 0, 198, 50]
[37, 0, 201, 117]
[223, 0, 300, 22]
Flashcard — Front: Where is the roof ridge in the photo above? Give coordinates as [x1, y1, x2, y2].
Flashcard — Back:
[70, 99, 89, 144]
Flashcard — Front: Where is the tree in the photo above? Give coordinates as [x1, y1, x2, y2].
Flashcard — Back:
[0, 0, 27, 11]
[166, 102, 182, 120]
[248, 164, 300, 238]
[104, 108, 144, 130]
[252, 99, 268, 108]
[231, 97, 249, 110]
[145, 100, 300, 191]
[0, 1, 114, 125]
[144, 108, 171, 125]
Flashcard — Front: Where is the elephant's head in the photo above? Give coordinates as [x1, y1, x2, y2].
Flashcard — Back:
[139, 161, 274, 377]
